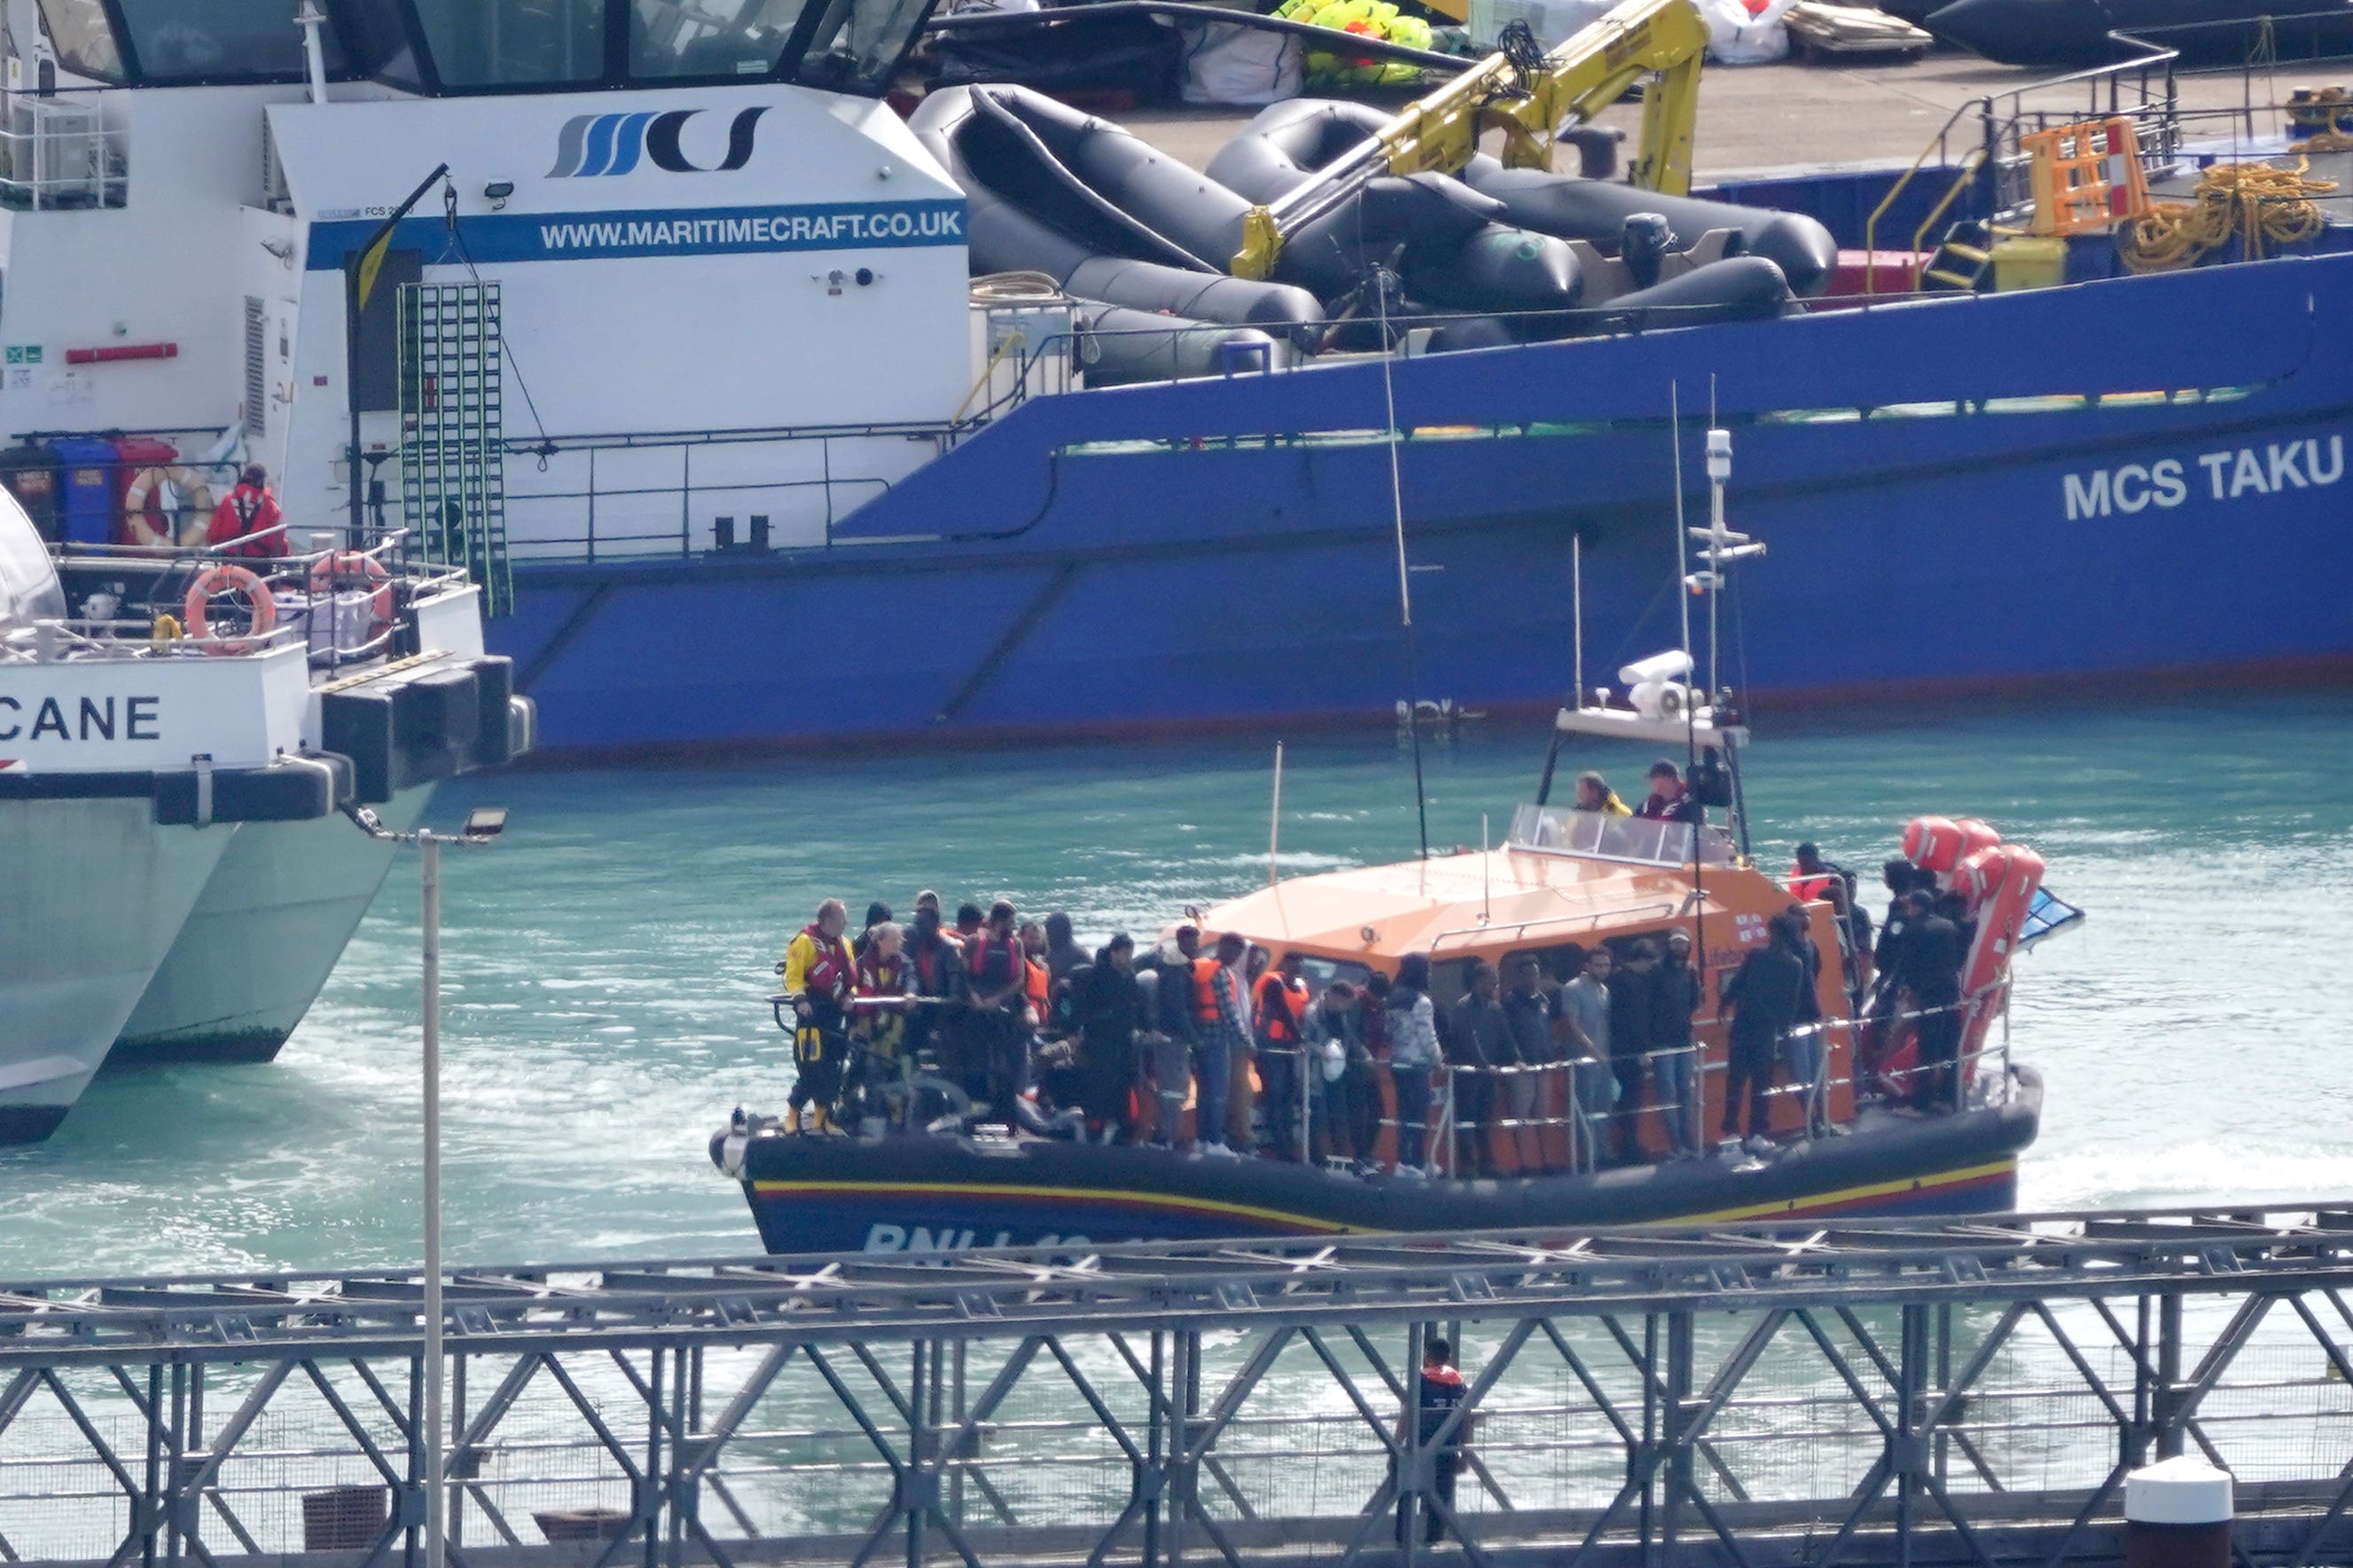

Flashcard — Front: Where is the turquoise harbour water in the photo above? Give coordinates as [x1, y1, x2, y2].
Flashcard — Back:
[2, 696, 2349, 1281]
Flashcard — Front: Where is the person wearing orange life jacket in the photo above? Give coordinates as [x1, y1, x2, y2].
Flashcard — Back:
[207, 465, 289, 559]
[1018, 919, 1053, 1032]
[1187, 932, 1248, 1158]
[782, 898, 856, 1135]
[1788, 841, 1845, 902]
[960, 900, 1030, 1117]
[1253, 953, 1312, 1160]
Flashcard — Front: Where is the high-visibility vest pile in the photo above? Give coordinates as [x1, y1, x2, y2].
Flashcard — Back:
[1270, 0, 1433, 85]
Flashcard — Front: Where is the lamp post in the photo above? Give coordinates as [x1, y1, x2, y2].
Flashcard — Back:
[348, 802, 508, 1568]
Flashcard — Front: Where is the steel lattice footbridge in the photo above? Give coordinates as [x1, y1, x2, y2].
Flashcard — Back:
[9, 1205, 2353, 1567]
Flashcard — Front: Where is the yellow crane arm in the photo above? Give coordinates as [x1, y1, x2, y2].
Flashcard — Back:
[1230, 0, 1709, 279]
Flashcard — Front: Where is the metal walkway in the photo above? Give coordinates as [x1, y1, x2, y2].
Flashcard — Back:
[10, 1204, 2353, 1566]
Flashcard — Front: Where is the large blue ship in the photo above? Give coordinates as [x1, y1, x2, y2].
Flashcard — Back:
[1, 0, 2347, 756]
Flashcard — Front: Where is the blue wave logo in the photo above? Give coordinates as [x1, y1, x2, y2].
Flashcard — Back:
[547, 107, 769, 177]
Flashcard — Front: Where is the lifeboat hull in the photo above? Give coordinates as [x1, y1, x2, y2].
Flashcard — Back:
[717, 1067, 2040, 1257]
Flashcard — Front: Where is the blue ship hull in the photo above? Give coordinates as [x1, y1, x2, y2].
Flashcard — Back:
[499, 254, 2353, 755]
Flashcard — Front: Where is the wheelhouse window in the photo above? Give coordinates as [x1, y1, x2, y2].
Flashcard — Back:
[35, 0, 125, 83]
[410, 0, 607, 87]
[631, 0, 808, 78]
[794, 0, 927, 92]
[110, 0, 348, 82]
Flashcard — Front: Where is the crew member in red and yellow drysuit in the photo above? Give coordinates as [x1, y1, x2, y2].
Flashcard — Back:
[783, 898, 856, 1134]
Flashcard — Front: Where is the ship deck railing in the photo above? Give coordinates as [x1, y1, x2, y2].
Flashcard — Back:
[35, 527, 470, 668]
[0, 85, 127, 212]
[1861, 12, 2353, 282]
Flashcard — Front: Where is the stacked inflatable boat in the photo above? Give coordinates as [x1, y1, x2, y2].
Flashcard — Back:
[911, 86, 1836, 378]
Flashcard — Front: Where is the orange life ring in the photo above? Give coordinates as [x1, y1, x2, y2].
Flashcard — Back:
[309, 550, 395, 637]
[123, 465, 214, 550]
[184, 564, 278, 648]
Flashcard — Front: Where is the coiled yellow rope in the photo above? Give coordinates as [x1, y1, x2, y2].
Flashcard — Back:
[2117, 159, 2338, 272]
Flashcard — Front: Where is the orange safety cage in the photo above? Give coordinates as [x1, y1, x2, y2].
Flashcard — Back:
[2021, 117, 2153, 237]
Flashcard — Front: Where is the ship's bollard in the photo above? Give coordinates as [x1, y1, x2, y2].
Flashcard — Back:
[2124, 1455, 2232, 1567]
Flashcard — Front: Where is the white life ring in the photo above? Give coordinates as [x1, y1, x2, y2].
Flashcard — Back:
[123, 465, 215, 550]
[184, 564, 278, 650]
[309, 550, 395, 639]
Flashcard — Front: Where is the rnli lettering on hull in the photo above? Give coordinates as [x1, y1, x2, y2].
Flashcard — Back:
[0, 695, 160, 743]
[2064, 436, 2345, 519]
[864, 1223, 1089, 1253]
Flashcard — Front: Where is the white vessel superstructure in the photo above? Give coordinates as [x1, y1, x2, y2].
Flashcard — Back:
[0, 480, 529, 1138]
[0, 0, 976, 568]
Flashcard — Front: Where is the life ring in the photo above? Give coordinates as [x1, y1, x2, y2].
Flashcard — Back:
[123, 465, 215, 550]
[309, 550, 395, 639]
[184, 564, 278, 648]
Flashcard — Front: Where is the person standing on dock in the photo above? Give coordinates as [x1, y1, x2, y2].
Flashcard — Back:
[781, 899, 856, 1135]
[1396, 1336, 1469, 1547]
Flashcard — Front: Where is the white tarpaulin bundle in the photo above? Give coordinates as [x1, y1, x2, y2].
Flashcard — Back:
[1177, 21, 1305, 105]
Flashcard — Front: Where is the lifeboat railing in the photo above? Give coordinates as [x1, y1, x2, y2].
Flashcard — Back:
[1351, 991, 2014, 1182]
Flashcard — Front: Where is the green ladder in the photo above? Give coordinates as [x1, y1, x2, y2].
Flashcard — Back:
[398, 280, 512, 617]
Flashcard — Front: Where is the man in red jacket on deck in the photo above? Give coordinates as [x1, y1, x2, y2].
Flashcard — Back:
[207, 465, 287, 558]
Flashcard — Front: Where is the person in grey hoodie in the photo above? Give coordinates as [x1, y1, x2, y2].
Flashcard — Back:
[1387, 954, 1442, 1175]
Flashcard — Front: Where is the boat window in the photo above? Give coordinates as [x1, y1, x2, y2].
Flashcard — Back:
[1504, 944, 1596, 986]
[1426, 957, 1482, 1016]
[793, 0, 927, 93]
[1293, 956, 1372, 994]
[410, 0, 607, 88]
[1507, 803, 1738, 869]
[631, 0, 805, 78]
[35, 0, 126, 82]
[107, 0, 348, 82]
[332, 0, 427, 89]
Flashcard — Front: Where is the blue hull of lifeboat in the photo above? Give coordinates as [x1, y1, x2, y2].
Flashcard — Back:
[717, 1069, 2039, 1256]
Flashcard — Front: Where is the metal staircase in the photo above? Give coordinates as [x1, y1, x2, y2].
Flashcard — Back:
[1919, 219, 1997, 292]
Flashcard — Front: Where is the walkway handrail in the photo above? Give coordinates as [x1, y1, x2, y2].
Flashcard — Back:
[1862, 27, 2185, 293]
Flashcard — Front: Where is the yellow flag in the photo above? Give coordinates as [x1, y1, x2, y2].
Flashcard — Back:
[353, 226, 395, 313]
